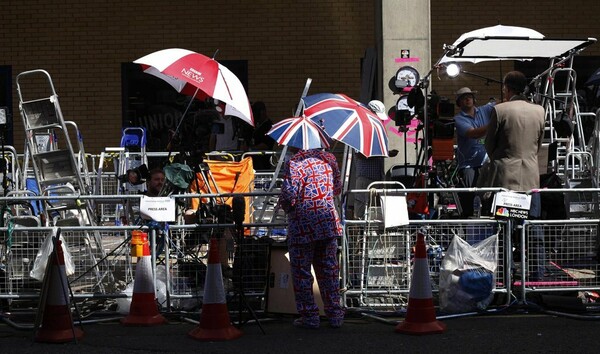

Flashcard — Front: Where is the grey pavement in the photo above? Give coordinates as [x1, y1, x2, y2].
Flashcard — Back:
[2, 308, 600, 353]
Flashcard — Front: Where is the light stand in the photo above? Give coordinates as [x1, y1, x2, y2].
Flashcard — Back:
[460, 70, 502, 85]
[442, 63, 504, 99]
[231, 196, 265, 333]
[409, 52, 454, 214]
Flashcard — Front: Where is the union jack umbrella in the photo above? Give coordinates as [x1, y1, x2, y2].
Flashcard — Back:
[267, 115, 331, 150]
[302, 93, 389, 157]
[134, 48, 253, 127]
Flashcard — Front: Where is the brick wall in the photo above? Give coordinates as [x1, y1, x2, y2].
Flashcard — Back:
[1, 0, 376, 153]
[3, 1, 600, 153]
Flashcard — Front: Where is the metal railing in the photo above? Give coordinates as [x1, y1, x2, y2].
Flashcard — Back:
[1, 184, 600, 316]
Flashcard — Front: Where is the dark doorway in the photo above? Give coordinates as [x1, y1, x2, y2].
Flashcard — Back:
[0, 66, 13, 145]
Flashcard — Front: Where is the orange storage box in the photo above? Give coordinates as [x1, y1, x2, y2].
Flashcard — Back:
[431, 138, 455, 161]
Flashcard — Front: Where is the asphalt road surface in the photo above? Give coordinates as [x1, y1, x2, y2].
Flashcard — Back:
[2, 307, 600, 354]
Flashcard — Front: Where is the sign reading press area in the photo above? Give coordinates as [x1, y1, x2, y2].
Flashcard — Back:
[140, 196, 176, 222]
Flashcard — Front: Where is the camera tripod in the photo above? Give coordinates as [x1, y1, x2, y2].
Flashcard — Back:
[230, 196, 265, 333]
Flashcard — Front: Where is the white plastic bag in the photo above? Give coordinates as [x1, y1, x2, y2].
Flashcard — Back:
[30, 227, 75, 281]
[116, 282, 134, 314]
[439, 232, 499, 313]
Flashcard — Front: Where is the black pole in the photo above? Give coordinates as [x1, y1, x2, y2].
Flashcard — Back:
[165, 88, 200, 164]
[231, 196, 265, 334]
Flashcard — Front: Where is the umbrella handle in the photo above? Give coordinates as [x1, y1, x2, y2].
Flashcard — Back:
[294, 78, 312, 116]
[256, 78, 312, 225]
[165, 87, 200, 162]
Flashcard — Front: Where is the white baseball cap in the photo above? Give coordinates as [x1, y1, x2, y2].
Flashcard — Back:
[367, 100, 389, 120]
[455, 87, 477, 106]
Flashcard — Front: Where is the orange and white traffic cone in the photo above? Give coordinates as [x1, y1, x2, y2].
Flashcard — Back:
[189, 238, 242, 341]
[35, 238, 84, 343]
[395, 231, 446, 335]
[121, 231, 167, 326]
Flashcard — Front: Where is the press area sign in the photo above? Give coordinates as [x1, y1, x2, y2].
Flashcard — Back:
[492, 191, 531, 219]
[140, 196, 176, 222]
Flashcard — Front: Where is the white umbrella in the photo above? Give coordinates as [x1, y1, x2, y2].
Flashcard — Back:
[439, 25, 595, 68]
[439, 25, 544, 64]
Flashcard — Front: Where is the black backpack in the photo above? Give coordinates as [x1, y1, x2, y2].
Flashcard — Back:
[552, 111, 573, 138]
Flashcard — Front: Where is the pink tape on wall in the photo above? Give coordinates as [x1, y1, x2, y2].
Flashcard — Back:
[384, 118, 420, 143]
[395, 57, 420, 63]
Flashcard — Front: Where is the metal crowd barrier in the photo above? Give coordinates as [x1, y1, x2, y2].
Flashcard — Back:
[1, 225, 133, 301]
[342, 218, 508, 310]
[342, 186, 600, 313]
[0, 222, 278, 313]
[520, 219, 600, 300]
[1, 185, 600, 316]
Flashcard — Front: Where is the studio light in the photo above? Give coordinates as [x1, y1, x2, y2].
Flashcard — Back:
[445, 63, 461, 78]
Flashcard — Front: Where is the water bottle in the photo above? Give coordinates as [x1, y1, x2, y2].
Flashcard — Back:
[473, 195, 482, 218]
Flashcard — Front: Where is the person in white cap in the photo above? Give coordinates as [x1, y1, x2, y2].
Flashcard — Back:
[352, 100, 398, 219]
[368, 100, 389, 121]
[453, 87, 495, 217]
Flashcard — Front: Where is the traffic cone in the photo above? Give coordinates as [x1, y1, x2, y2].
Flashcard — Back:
[35, 238, 84, 343]
[395, 231, 446, 335]
[189, 238, 242, 341]
[121, 231, 167, 326]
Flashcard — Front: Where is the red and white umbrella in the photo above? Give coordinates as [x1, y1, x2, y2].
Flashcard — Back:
[134, 48, 253, 127]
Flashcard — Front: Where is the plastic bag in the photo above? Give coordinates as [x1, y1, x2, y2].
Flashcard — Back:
[439, 232, 499, 313]
[30, 228, 75, 281]
[115, 282, 135, 314]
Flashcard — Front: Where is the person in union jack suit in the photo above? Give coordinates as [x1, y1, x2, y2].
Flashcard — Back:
[278, 148, 345, 329]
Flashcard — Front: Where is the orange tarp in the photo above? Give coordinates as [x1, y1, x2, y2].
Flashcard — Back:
[188, 157, 255, 227]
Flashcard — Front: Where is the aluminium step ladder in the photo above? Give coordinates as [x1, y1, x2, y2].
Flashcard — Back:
[16, 69, 96, 226]
[540, 61, 589, 179]
[540, 63, 600, 221]
[253, 78, 313, 237]
[563, 151, 599, 219]
[16, 69, 112, 292]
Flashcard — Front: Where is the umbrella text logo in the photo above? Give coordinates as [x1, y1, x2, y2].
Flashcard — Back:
[181, 68, 204, 83]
